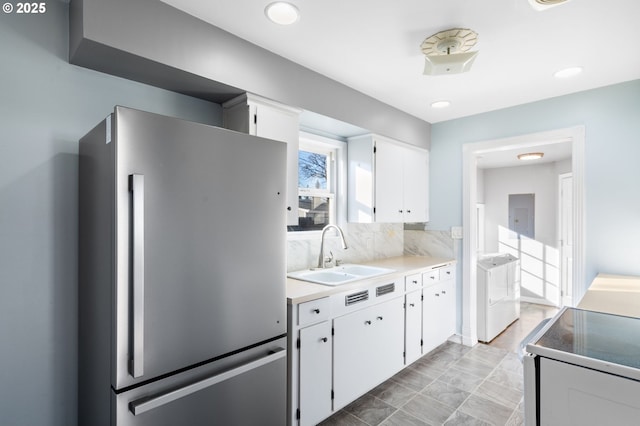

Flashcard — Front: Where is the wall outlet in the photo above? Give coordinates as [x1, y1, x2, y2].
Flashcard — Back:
[451, 226, 463, 239]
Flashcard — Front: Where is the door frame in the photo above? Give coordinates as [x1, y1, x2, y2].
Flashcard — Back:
[461, 126, 585, 346]
[558, 172, 573, 307]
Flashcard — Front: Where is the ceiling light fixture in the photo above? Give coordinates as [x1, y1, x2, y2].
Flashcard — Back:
[528, 0, 572, 11]
[421, 28, 479, 76]
[265, 2, 299, 25]
[554, 66, 583, 79]
[517, 152, 544, 161]
[431, 100, 451, 109]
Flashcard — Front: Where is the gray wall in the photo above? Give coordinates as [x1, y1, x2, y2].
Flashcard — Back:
[70, 0, 431, 149]
[0, 3, 221, 425]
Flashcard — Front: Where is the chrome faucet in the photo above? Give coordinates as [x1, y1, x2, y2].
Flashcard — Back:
[317, 225, 348, 269]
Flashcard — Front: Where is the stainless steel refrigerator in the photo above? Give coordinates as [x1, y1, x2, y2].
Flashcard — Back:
[78, 106, 287, 425]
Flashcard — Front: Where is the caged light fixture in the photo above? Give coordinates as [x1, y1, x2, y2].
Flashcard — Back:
[421, 28, 479, 76]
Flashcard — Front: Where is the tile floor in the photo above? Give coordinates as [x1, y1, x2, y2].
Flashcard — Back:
[318, 303, 558, 426]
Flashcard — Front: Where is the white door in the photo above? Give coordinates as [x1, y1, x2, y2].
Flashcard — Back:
[559, 173, 573, 307]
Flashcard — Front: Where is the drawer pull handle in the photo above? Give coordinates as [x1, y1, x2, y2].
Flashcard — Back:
[409, 303, 415, 307]
[320, 337, 328, 343]
[365, 320, 372, 325]
[313, 308, 320, 314]
[377, 316, 383, 321]
[130, 348, 285, 415]
[435, 293, 440, 297]
[441, 290, 447, 294]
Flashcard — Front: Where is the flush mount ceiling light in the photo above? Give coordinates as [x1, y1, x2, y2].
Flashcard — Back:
[554, 66, 583, 79]
[265, 2, 299, 25]
[528, 0, 572, 11]
[421, 28, 479, 76]
[517, 152, 544, 161]
[431, 100, 451, 109]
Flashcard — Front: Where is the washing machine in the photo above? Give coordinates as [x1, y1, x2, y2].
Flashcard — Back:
[477, 253, 521, 342]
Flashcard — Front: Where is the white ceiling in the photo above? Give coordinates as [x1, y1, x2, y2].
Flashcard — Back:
[476, 140, 573, 169]
[159, 0, 640, 124]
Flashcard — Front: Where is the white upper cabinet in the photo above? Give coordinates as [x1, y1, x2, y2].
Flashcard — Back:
[223, 93, 302, 226]
[347, 134, 429, 223]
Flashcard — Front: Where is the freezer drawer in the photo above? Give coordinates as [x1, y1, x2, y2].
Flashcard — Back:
[113, 339, 287, 426]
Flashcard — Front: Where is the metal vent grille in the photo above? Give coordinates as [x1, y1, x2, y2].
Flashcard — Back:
[376, 283, 395, 297]
[345, 290, 369, 306]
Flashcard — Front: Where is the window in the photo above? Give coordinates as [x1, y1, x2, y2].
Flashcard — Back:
[288, 132, 345, 234]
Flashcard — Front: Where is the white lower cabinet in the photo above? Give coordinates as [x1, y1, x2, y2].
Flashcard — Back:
[298, 321, 332, 426]
[422, 267, 456, 354]
[332, 297, 405, 410]
[288, 262, 456, 425]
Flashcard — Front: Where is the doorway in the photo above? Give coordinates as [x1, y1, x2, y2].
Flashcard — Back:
[461, 126, 585, 346]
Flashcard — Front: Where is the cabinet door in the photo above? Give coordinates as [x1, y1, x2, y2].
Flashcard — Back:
[372, 297, 405, 380]
[374, 139, 404, 223]
[422, 283, 443, 354]
[299, 322, 332, 426]
[405, 290, 422, 365]
[252, 104, 300, 226]
[402, 148, 429, 222]
[439, 279, 456, 342]
[333, 298, 404, 410]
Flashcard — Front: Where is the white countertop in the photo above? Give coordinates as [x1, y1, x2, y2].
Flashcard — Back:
[287, 255, 455, 304]
[577, 273, 640, 318]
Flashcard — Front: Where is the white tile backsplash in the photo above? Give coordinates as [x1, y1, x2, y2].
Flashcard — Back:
[287, 223, 404, 272]
[404, 229, 456, 258]
[287, 226, 458, 272]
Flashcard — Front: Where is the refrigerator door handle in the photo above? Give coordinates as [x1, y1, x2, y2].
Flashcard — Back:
[129, 174, 145, 378]
[129, 347, 286, 415]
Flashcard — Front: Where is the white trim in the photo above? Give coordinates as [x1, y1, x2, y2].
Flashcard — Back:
[520, 296, 558, 307]
[462, 126, 585, 347]
[557, 172, 574, 308]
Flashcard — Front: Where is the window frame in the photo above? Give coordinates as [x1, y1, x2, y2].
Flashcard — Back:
[288, 131, 347, 239]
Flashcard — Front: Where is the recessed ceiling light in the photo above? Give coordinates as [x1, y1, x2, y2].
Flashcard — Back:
[517, 152, 544, 161]
[265, 2, 299, 25]
[431, 100, 451, 109]
[554, 66, 583, 79]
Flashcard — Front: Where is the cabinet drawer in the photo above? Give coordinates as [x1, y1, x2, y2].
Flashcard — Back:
[440, 265, 455, 281]
[423, 269, 440, 286]
[405, 273, 422, 291]
[298, 298, 330, 326]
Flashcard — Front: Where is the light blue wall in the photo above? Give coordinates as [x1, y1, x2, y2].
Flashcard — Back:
[0, 3, 221, 426]
[429, 79, 640, 290]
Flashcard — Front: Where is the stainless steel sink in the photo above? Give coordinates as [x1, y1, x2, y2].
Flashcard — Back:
[288, 264, 395, 286]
